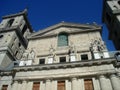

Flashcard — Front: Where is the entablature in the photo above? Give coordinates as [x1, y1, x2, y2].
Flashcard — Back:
[13, 58, 116, 72]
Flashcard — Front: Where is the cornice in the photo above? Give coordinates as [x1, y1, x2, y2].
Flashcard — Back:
[13, 58, 116, 72]
[28, 22, 102, 39]
[28, 28, 101, 40]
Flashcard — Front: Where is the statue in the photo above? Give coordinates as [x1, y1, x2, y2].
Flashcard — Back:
[90, 38, 106, 52]
[49, 45, 56, 61]
[28, 48, 35, 60]
[69, 42, 76, 54]
[22, 48, 29, 60]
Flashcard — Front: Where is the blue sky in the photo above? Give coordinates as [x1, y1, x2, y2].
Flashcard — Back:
[0, 0, 115, 51]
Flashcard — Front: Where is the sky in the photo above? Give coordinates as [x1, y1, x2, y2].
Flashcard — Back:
[0, 0, 116, 51]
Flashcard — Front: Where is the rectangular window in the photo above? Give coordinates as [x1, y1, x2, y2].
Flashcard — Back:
[59, 57, 66, 63]
[57, 81, 65, 90]
[58, 33, 68, 46]
[2, 85, 8, 90]
[32, 82, 40, 90]
[14, 62, 19, 66]
[81, 54, 88, 60]
[39, 59, 45, 64]
[84, 79, 94, 90]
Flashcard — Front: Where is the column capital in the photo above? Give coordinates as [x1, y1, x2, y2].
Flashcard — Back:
[46, 79, 51, 82]
[99, 75, 105, 78]
[71, 77, 77, 81]
[22, 80, 27, 83]
[110, 74, 116, 78]
[14, 80, 18, 83]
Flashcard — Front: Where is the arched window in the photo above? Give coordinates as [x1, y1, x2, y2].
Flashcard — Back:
[58, 33, 68, 46]
[7, 19, 14, 27]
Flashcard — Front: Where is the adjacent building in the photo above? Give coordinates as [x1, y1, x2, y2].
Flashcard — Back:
[102, 0, 120, 50]
[0, 9, 120, 90]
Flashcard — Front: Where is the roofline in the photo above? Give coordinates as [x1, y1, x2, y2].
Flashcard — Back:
[2, 9, 28, 19]
[2, 9, 33, 33]
[28, 28, 102, 40]
[30, 22, 102, 37]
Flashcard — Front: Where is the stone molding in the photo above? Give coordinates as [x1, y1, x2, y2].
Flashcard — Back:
[13, 58, 115, 72]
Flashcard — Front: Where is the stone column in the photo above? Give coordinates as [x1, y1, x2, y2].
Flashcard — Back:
[26, 81, 33, 90]
[71, 77, 77, 90]
[65, 80, 71, 90]
[110, 74, 120, 90]
[52, 80, 57, 90]
[40, 81, 45, 90]
[21, 80, 27, 90]
[17, 82, 22, 90]
[45, 79, 51, 90]
[99, 75, 108, 90]
[78, 79, 84, 90]
[12, 81, 18, 90]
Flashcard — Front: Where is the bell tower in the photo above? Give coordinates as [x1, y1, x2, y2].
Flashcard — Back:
[102, 0, 120, 50]
[0, 9, 33, 70]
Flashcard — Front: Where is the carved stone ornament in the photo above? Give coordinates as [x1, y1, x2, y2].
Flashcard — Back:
[90, 38, 106, 52]
[69, 42, 76, 54]
[22, 49, 29, 60]
[28, 48, 35, 60]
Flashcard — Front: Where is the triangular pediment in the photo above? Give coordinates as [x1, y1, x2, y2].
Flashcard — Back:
[29, 22, 101, 39]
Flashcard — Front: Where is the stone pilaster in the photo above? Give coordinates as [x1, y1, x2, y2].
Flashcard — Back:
[77, 79, 84, 90]
[110, 74, 120, 90]
[52, 80, 57, 90]
[65, 80, 71, 90]
[45, 79, 51, 90]
[99, 75, 108, 90]
[71, 77, 77, 90]
[12, 81, 18, 90]
[26, 81, 33, 90]
[21, 80, 27, 90]
[40, 81, 45, 90]
[17, 82, 22, 90]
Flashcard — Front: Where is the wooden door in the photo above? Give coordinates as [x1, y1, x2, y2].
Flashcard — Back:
[57, 81, 65, 90]
[84, 79, 94, 90]
[2, 85, 8, 90]
[32, 82, 40, 90]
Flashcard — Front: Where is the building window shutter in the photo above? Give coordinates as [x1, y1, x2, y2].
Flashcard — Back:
[32, 82, 40, 90]
[58, 33, 68, 46]
[57, 81, 65, 90]
[84, 79, 94, 90]
[2, 85, 8, 90]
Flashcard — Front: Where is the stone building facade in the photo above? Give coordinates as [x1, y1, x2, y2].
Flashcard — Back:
[102, 0, 120, 50]
[0, 10, 120, 90]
